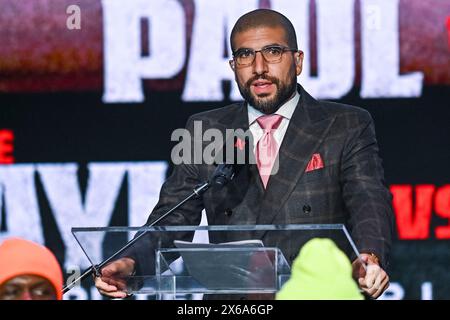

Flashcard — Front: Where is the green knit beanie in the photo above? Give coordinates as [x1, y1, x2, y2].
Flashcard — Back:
[276, 238, 363, 300]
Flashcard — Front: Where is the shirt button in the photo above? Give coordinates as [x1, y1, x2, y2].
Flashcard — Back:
[225, 208, 233, 216]
[303, 205, 312, 214]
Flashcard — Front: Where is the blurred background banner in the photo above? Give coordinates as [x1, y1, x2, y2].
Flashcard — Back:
[0, 0, 449, 299]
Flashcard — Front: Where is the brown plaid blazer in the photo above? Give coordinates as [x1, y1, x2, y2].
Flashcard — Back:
[139, 85, 394, 271]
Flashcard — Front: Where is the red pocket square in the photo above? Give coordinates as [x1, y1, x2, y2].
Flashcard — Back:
[305, 153, 324, 172]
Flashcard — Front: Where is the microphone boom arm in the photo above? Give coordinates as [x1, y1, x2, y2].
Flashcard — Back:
[62, 164, 234, 295]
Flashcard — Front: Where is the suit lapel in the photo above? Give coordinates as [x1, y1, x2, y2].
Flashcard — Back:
[256, 86, 336, 225]
[215, 102, 266, 193]
[216, 102, 249, 132]
[210, 103, 266, 223]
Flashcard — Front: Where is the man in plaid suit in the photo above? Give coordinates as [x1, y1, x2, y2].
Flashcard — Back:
[95, 9, 394, 299]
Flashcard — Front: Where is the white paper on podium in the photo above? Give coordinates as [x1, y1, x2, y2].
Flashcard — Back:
[172, 239, 275, 290]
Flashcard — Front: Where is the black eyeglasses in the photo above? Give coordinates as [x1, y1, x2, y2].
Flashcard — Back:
[231, 45, 298, 67]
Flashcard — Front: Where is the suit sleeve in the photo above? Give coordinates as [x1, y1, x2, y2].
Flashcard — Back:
[145, 115, 205, 226]
[125, 116, 206, 276]
[340, 110, 395, 269]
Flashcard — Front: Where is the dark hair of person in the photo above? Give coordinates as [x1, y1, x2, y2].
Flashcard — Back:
[230, 9, 298, 52]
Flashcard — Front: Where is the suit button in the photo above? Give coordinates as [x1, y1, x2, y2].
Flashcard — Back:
[303, 205, 312, 214]
[225, 208, 233, 216]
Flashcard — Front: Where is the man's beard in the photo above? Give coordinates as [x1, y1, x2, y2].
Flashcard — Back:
[237, 69, 297, 114]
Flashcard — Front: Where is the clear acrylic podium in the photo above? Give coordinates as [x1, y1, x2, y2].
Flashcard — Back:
[72, 224, 361, 299]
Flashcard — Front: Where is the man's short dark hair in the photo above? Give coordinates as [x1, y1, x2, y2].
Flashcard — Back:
[230, 9, 298, 52]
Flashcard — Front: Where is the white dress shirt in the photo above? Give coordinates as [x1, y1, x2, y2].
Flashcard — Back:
[248, 91, 300, 153]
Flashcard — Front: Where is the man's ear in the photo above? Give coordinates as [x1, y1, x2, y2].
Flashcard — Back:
[229, 59, 235, 71]
[294, 50, 304, 76]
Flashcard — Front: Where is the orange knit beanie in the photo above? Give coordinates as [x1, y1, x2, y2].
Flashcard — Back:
[0, 238, 63, 300]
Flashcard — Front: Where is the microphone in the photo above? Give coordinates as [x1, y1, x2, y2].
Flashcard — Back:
[210, 134, 251, 187]
[211, 163, 235, 187]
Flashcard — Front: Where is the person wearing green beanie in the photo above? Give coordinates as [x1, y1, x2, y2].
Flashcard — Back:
[276, 238, 364, 300]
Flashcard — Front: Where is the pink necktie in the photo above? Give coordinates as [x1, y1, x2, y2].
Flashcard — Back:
[256, 114, 283, 188]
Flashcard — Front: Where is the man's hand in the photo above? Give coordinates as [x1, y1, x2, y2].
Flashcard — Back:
[352, 253, 389, 299]
[94, 257, 136, 299]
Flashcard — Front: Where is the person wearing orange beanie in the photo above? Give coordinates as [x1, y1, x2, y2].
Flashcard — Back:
[0, 237, 63, 300]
